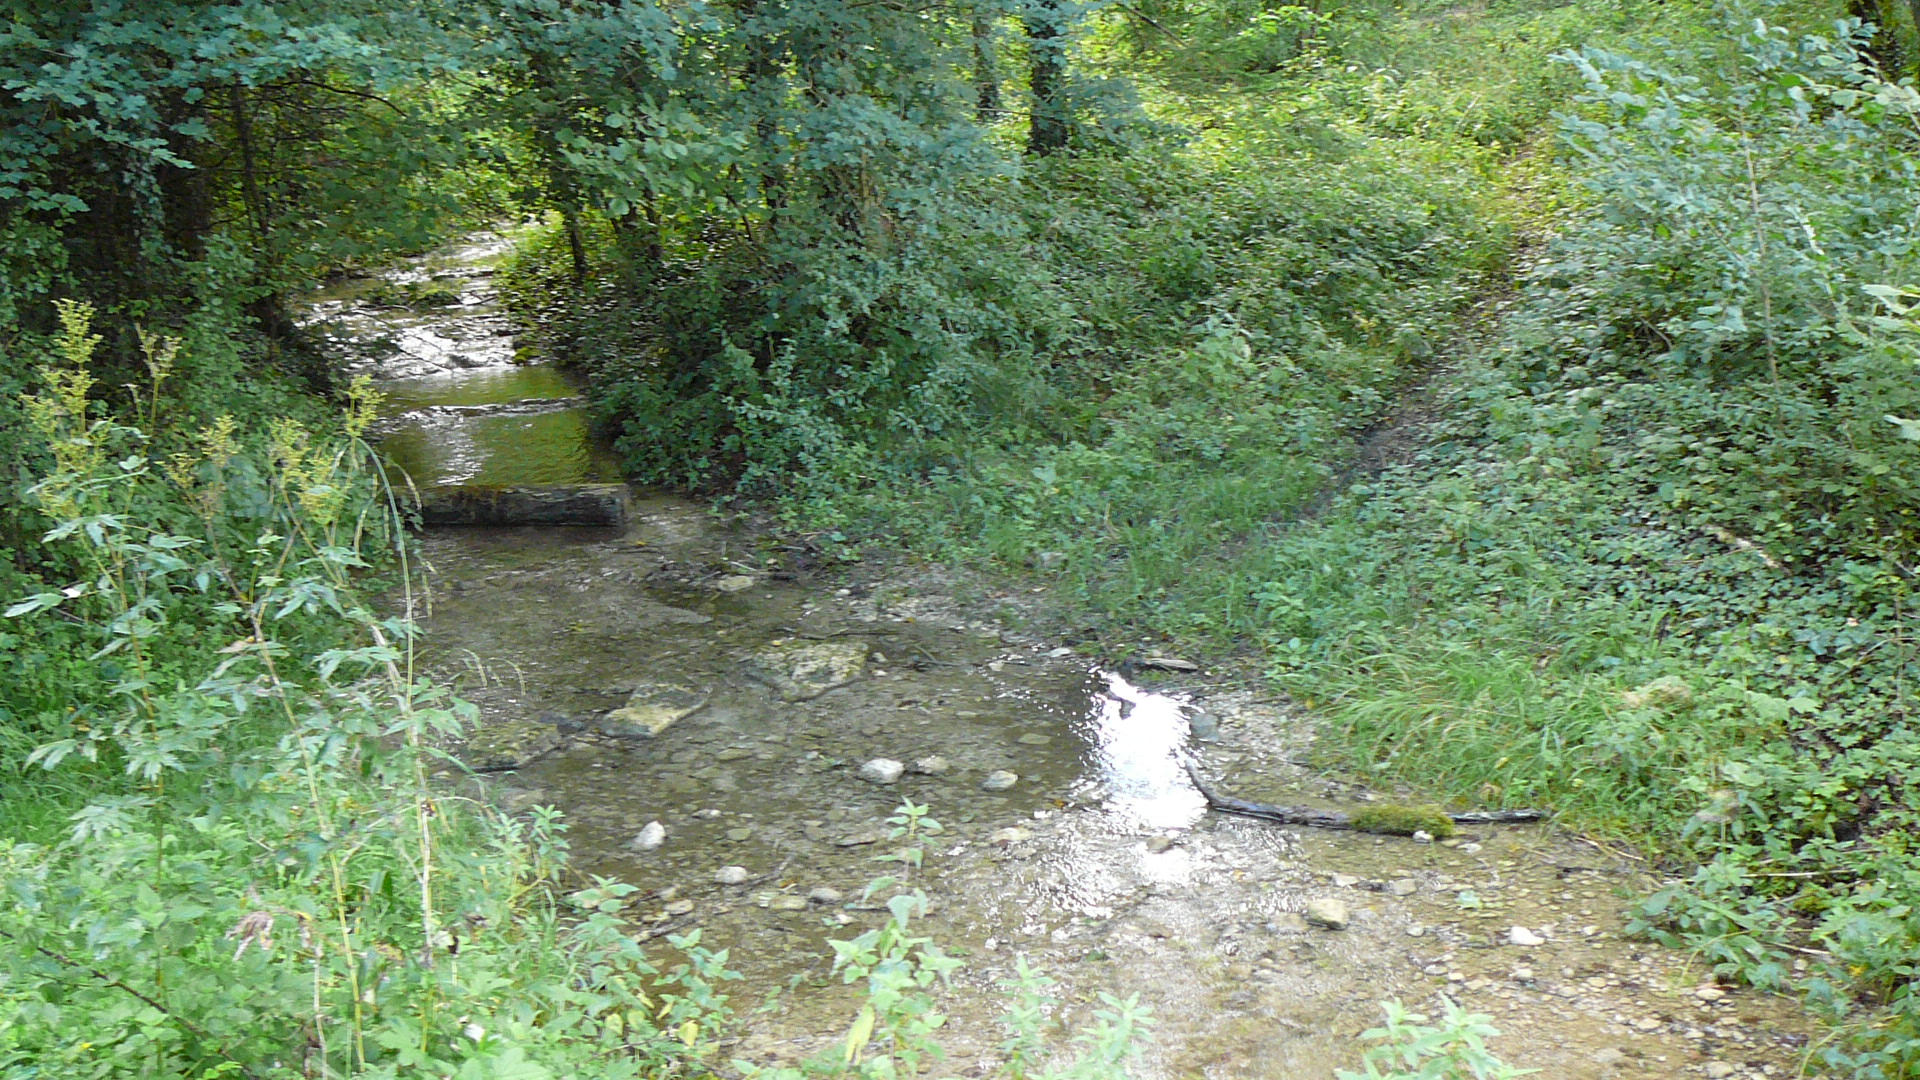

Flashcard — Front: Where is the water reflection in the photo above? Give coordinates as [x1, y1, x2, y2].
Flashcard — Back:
[1077, 671, 1208, 831]
[375, 406, 624, 487]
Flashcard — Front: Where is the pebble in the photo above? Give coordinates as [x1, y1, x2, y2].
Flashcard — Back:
[1386, 878, 1419, 897]
[1305, 897, 1350, 931]
[714, 866, 750, 885]
[1695, 986, 1727, 1002]
[911, 755, 949, 775]
[1145, 834, 1176, 854]
[768, 895, 809, 912]
[1704, 1063, 1736, 1079]
[725, 827, 752, 841]
[1507, 925, 1546, 947]
[628, 821, 666, 850]
[663, 899, 695, 916]
[859, 758, 905, 784]
[1332, 873, 1362, 888]
[981, 770, 1019, 791]
[1591, 1048, 1628, 1066]
[1406, 924, 1427, 938]
[1512, 967, 1534, 982]
[714, 574, 756, 593]
[1412, 830, 1435, 844]
[989, 827, 1033, 845]
[808, 886, 845, 905]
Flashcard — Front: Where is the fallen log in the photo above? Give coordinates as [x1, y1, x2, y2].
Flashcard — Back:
[412, 484, 629, 527]
[1183, 760, 1545, 837]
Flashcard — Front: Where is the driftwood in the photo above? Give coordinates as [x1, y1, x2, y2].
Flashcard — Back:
[1183, 760, 1546, 829]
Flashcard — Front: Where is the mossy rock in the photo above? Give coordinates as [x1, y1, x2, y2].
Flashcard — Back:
[1349, 804, 1456, 839]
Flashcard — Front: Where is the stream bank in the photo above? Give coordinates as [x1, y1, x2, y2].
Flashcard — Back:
[315, 236, 1820, 1080]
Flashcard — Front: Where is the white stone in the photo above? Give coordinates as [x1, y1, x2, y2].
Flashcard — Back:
[859, 758, 905, 784]
[1507, 925, 1546, 947]
[628, 821, 666, 850]
[714, 865, 750, 885]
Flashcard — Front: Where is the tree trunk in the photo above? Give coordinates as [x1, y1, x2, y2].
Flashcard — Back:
[973, 14, 1001, 123]
[561, 204, 588, 284]
[1850, 0, 1907, 75]
[1025, 0, 1069, 156]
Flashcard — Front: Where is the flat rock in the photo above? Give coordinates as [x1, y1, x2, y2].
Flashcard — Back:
[807, 886, 845, 905]
[600, 682, 708, 738]
[663, 899, 695, 916]
[460, 719, 562, 771]
[1137, 656, 1200, 672]
[859, 758, 905, 784]
[768, 894, 809, 911]
[980, 770, 1019, 792]
[714, 865, 750, 885]
[1271, 912, 1310, 934]
[1305, 897, 1350, 930]
[1386, 878, 1419, 896]
[714, 574, 757, 593]
[911, 755, 950, 775]
[989, 827, 1033, 845]
[1704, 1063, 1736, 1079]
[1145, 835, 1176, 854]
[744, 640, 868, 701]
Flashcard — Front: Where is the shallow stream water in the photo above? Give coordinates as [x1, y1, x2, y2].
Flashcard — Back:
[317, 237, 1820, 1080]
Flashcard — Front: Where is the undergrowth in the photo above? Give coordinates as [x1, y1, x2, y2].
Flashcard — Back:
[505, 0, 1920, 1073]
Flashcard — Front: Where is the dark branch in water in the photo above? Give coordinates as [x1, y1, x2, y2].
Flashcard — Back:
[1182, 759, 1546, 833]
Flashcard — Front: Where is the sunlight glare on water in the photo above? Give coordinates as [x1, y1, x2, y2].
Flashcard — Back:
[1079, 671, 1208, 831]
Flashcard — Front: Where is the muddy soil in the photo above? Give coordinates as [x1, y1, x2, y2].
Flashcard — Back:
[338, 236, 1821, 1080]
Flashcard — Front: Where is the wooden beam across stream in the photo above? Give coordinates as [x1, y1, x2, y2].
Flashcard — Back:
[412, 484, 631, 527]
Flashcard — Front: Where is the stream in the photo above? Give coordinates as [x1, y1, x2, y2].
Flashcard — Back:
[310, 234, 1820, 1080]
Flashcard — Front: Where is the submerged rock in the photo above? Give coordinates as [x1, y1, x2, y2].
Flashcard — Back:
[743, 640, 869, 701]
[1305, 897, 1350, 930]
[980, 770, 1019, 792]
[600, 682, 709, 738]
[460, 718, 562, 771]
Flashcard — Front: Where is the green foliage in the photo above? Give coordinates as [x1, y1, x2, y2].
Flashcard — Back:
[1336, 998, 1536, 1080]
